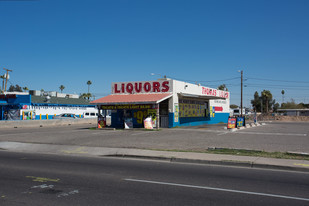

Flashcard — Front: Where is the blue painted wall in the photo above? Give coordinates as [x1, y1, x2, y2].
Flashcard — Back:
[7, 95, 31, 104]
[168, 112, 229, 127]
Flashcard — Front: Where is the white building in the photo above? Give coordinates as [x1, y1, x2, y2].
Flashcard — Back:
[0, 91, 97, 120]
[91, 78, 230, 128]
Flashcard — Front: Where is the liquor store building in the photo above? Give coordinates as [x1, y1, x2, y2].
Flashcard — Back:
[91, 78, 230, 128]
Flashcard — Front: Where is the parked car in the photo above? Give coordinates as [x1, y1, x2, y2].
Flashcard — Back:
[53, 113, 78, 119]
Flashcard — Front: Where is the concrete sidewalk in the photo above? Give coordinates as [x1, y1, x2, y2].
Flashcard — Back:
[1, 141, 309, 172]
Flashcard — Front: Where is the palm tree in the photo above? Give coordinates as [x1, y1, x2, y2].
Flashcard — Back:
[87, 80, 92, 93]
[217, 84, 228, 91]
[80, 93, 92, 100]
[281, 90, 285, 103]
[261, 90, 272, 113]
[59, 85, 65, 93]
[23, 87, 29, 92]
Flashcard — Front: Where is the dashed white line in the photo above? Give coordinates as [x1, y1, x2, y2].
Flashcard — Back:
[91, 131, 117, 135]
[125, 178, 309, 202]
[130, 131, 155, 136]
[236, 131, 307, 136]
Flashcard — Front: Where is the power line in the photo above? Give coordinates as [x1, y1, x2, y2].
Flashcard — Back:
[165, 76, 240, 84]
[244, 85, 309, 90]
[247, 77, 309, 84]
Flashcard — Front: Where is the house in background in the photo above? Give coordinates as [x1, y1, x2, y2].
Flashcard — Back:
[277, 109, 309, 116]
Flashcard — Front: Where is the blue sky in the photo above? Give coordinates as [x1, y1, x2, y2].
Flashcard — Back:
[1, 0, 309, 107]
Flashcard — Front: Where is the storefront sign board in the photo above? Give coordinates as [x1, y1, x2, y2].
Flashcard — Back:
[112, 80, 172, 94]
[227, 118, 236, 129]
[101, 104, 156, 110]
[237, 117, 245, 127]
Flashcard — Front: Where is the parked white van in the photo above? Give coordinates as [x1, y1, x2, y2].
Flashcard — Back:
[83, 112, 98, 118]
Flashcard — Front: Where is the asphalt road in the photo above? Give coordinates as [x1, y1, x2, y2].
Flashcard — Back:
[1, 151, 309, 206]
[0, 122, 308, 152]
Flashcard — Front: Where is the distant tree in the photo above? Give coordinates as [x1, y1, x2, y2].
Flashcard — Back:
[261, 90, 273, 113]
[217, 84, 228, 91]
[8, 84, 23, 92]
[299, 103, 309, 108]
[230, 104, 238, 109]
[281, 99, 305, 109]
[59, 85, 65, 93]
[87, 80, 92, 93]
[281, 90, 285, 103]
[8, 85, 14, 92]
[80, 93, 92, 100]
[251, 91, 261, 112]
[23, 87, 29, 92]
[273, 102, 280, 112]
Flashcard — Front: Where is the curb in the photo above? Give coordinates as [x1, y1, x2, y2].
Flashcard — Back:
[1, 141, 308, 173]
[108, 154, 309, 173]
[226, 122, 265, 131]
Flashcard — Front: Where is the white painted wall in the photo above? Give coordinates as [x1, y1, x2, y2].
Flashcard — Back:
[109, 79, 230, 114]
[173, 80, 230, 113]
[27, 105, 98, 116]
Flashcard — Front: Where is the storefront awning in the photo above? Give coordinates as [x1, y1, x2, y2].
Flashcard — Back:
[91, 93, 173, 105]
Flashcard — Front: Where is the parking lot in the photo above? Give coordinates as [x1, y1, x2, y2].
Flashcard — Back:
[0, 122, 308, 153]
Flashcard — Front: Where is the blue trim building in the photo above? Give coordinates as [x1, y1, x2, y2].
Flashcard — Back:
[91, 79, 230, 128]
[0, 92, 96, 120]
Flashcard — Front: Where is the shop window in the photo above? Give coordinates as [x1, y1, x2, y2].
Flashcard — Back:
[179, 99, 207, 118]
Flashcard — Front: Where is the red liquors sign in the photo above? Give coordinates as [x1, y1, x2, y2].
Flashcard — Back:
[112, 80, 172, 94]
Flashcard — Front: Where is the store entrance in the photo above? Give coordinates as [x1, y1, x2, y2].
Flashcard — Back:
[159, 99, 169, 128]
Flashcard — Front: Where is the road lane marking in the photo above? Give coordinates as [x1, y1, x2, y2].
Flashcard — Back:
[31, 184, 54, 189]
[62, 147, 88, 154]
[130, 131, 156, 136]
[294, 163, 309, 167]
[26, 176, 60, 183]
[91, 130, 117, 135]
[57, 190, 79, 198]
[235, 131, 307, 136]
[125, 178, 309, 202]
[217, 132, 228, 136]
[170, 128, 226, 133]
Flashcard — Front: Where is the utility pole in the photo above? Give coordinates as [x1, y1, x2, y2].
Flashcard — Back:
[3, 68, 12, 92]
[1, 75, 4, 93]
[240, 70, 243, 117]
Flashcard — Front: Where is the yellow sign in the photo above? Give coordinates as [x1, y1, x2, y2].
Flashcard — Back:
[179, 103, 205, 117]
[101, 104, 153, 110]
